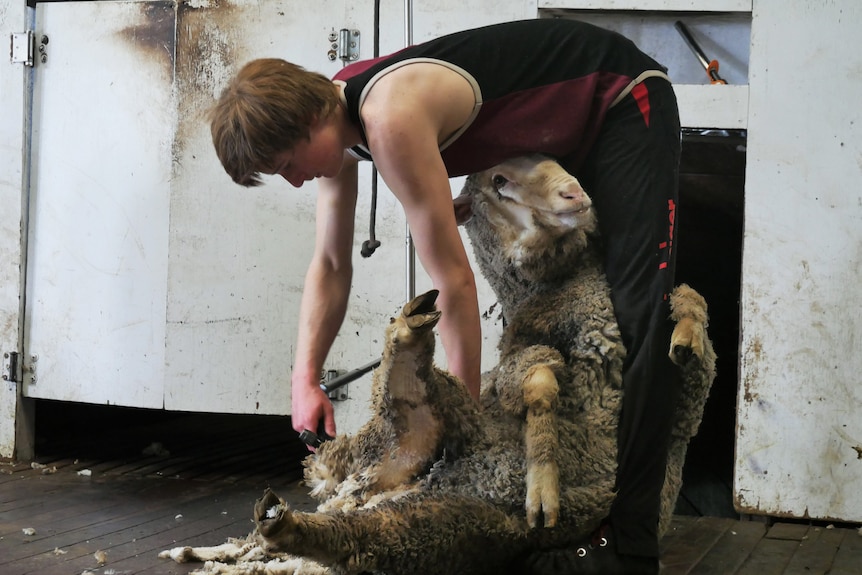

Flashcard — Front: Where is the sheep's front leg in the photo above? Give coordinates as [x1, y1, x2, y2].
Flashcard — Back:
[522, 363, 561, 529]
[668, 283, 709, 365]
[495, 346, 565, 529]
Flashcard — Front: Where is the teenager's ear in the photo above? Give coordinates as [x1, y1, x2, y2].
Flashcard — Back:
[453, 194, 473, 226]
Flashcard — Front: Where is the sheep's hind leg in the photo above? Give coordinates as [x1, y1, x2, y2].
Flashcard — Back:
[254, 488, 528, 575]
[659, 283, 718, 537]
[668, 283, 710, 365]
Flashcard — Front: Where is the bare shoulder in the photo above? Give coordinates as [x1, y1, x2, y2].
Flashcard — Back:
[361, 62, 476, 145]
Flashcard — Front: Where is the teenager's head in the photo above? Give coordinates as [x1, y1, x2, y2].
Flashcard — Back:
[210, 58, 339, 187]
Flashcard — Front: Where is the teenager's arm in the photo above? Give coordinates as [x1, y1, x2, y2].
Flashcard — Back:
[362, 65, 482, 399]
[290, 155, 359, 441]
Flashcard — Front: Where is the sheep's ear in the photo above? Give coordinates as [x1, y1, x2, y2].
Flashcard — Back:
[453, 194, 473, 226]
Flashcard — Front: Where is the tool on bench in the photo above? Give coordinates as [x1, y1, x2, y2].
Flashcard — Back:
[299, 357, 382, 448]
[674, 20, 727, 85]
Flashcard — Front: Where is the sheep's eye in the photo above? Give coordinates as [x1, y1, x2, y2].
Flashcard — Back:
[492, 174, 508, 190]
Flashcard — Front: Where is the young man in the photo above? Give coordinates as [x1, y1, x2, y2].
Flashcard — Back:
[210, 18, 681, 574]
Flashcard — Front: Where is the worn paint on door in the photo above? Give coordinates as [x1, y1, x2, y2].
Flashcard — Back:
[735, 0, 862, 523]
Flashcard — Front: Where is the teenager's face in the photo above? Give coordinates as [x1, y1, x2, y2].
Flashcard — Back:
[269, 117, 344, 188]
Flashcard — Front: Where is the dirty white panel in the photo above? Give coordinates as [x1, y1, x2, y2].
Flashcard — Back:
[735, 1, 862, 522]
[164, 0, 391, 429]
[540, 0, 751, 10]
[542, 9, 751, 128]
[0, 0, 28, 457]
[24, 1, 174, 407]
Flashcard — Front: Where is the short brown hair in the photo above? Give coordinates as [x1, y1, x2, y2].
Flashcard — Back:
[210, 58, 339, 187]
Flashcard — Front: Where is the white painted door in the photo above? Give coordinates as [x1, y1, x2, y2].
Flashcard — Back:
[734, 0, 862, 523]
[24, 0, 176, 407]
[163, 0, 381, 424]
[23, 1, 388, 430]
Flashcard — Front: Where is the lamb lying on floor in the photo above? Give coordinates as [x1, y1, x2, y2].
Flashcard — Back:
[160, 154, 716, 575]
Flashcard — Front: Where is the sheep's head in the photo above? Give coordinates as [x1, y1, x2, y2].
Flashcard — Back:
[455, 154, 596, 276]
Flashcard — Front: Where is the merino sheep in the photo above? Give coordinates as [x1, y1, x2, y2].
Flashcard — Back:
[160, 155, 716, 575]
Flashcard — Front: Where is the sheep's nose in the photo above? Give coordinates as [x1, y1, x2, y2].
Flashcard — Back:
[561, 183, 589, 203]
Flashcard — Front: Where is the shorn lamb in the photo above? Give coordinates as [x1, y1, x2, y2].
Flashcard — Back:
[160, 154, 716, 575]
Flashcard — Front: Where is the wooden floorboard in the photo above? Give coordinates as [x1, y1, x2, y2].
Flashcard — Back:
[688, 516, 767, 575]
[2, 407, 860, 574]
[829, 521, 862, 575]
[4, 464, 861, 575]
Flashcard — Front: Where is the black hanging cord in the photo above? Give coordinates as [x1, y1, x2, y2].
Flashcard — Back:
[361, 172, 382, 257]
[361, 0, 382, 258]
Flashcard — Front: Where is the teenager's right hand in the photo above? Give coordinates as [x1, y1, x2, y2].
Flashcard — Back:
[291, 377, 336, 451]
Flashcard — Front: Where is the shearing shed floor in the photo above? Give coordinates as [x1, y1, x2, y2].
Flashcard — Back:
[1, 404, 861, 575]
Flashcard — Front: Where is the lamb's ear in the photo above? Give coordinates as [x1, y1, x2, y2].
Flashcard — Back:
[453, 194, 473, 226]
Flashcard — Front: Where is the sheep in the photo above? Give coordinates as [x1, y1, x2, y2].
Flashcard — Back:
[454, 154, 717, 538]
[159, 154, 716, 575]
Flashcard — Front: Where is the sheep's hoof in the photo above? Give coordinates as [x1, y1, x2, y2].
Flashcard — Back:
[526, 461, 560, 529]
[254, 488, 293, 538]
[669, 317, 705, 366]
[402, 289, 443, 331]
[403, 289, 439, 317]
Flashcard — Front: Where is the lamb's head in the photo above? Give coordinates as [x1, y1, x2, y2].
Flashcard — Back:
[455, 154, 597, 283]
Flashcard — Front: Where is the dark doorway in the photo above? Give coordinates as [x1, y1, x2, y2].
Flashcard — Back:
[674, 128, 746, 519]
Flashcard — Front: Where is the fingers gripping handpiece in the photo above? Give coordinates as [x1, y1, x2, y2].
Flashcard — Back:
[298, 358, 382, 448]
[299, 426, 332, 449]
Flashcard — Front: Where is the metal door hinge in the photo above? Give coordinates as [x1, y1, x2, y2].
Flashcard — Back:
[326, 28, 360, 63]
[10, 31, 48, 66]
[3, 352, 19, 383]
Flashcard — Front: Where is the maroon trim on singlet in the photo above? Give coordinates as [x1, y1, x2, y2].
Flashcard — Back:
[440, 72, 634, 177]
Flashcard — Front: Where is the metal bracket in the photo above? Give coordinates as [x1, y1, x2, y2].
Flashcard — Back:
[326, 28, 360, 63]
[10, 32, 48, 66]
[3, 352, 19, 383]
[321, 369, 349, 401]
